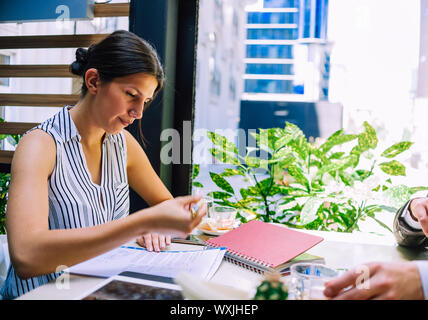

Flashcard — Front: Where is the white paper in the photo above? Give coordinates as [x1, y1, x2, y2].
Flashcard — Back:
[65, 245, 225, 280]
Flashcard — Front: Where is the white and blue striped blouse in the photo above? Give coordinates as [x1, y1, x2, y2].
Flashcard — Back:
[0, 106, 129, 299]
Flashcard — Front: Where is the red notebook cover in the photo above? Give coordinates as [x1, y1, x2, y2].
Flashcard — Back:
[205, 220, 323, 268]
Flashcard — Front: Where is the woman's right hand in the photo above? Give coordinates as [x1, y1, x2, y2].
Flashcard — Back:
[142, 195, 206, 238]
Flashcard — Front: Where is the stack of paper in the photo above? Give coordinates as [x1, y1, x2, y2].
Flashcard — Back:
[66, 245, 226, 280]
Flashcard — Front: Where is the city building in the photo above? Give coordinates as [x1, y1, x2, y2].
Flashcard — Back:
[193, 0, 252, 165]
[240, 0, 341, 143]
[243, 0, 330, 102]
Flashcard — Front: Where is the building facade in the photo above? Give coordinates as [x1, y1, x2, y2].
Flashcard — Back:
[243, 0, 330, 102]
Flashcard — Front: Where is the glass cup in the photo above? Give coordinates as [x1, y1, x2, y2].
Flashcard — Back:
[207, 206, 237, 230]
[287, 263, 339, 300]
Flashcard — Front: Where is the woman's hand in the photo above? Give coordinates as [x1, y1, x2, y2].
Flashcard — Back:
[140, 195, 206, 239]
[323, 262, 424, 300]
[136, 233, 171, 252]
[409, 198, 428, 237]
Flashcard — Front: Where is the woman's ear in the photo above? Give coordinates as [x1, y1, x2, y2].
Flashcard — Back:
[84, 68, 100, 95]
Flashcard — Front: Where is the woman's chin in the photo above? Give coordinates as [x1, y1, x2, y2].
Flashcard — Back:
[105, 127, 123, 135]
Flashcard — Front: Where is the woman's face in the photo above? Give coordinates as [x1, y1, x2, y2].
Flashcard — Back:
[93, 72, 158, 134]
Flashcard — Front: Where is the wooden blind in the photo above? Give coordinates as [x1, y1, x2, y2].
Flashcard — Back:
[0, 2, 130, 166]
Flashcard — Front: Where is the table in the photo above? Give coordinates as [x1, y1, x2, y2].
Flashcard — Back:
[17, 230, 428, 300]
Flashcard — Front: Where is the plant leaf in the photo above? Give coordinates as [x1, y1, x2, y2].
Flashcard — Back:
[207, 191, 233, 200]
[221, 168, 245, 177]
[192, 182, 203, 188]
[381, 141, 413, 158]
[207, 131, 239, 154]
[287, 165, 310, 189]
[209, 172, 235, 194]
[383, 184, 412, 208]
[409, 186, 428, 194]
[379, 160, 406, 176]
[192, 164, 200, 180]
[351, 122, 378, 156]
[300, 197, 324, 225]
[209, 148, 240, 165]
[319, 130, 358, 154]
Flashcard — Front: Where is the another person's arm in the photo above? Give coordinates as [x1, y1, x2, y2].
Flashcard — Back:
[6, 130, 205, 279]
[324, 198, 428, 300]
[323, 262, 425, 300]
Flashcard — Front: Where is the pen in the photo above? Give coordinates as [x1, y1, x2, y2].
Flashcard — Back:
[190, 198, 205, 219]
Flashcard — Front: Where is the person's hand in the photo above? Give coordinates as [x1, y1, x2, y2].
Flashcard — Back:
[142, 195, 206, 239]
[136, 233, 171, 252]
[409, 197, 428, 237]
[323, 262, 424, 300]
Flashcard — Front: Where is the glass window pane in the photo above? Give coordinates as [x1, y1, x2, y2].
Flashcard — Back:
[246, 63, 293, 75]
[247, 12, 297, 24]
[246, 45, 293, 58]
[263, 0, 298, 8]
[244, 79, 294, 93]
[247, 28, 297, 40]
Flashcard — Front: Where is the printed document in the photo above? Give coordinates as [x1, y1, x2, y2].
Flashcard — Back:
[65, 245, 226, 280]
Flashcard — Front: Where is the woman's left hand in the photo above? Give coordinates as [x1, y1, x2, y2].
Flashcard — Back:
[136, 233, 171, 252]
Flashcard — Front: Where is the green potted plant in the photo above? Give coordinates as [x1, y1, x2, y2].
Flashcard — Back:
[193, 121, 428, 234]
[0, 126, 21, 286]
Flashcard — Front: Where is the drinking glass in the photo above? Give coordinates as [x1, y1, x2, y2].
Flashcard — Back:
[287, 263, 339, 300]
[207, 206, 237, 230]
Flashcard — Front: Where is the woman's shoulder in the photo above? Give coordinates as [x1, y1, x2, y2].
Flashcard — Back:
[12, 128, 56, 176]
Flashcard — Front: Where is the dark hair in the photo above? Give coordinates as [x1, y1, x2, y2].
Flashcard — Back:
[70, 30, 165, 144]
[70, 30, 164, 98]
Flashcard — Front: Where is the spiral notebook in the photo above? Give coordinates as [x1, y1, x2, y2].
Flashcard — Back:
[205, 220, 324, 274]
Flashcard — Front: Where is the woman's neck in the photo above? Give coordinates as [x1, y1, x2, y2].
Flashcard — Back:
[68, 98, 106, 148]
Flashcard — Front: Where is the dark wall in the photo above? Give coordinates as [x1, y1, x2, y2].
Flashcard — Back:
[128, 0, 198, 213]
[239, 100, 343, 147]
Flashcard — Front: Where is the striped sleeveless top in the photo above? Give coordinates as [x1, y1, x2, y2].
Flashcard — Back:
[0, 106, 129, 299]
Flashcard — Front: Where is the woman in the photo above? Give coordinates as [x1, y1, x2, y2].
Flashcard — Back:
[0, 30, 205, 299]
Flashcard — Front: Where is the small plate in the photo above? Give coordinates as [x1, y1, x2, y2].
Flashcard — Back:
[197, 219, 241, 236]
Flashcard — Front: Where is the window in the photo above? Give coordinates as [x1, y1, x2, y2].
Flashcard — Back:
[247, 12, 297, 24]
[246, 63, 293, 75]
[247, 28, 297, 40]
[263, 0, 298, 8]
[246, 45, 293, 59]
[303, 0, 312, 38]
[244, 79, 294, 93]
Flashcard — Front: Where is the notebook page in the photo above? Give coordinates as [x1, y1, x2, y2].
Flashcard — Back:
[65, 246, 225, 280]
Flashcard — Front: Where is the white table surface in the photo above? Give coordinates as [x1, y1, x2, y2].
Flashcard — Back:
[17, 229, 428, 300]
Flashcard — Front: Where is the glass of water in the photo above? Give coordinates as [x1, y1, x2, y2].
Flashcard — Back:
[207, 205, 237, 230]
[287, 263, 339, 300]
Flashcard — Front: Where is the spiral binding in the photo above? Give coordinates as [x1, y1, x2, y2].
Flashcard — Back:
[205, 242, 274, 274]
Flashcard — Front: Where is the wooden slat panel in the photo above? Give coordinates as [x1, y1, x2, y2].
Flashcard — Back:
[94, 3, 130, 17]
[0, 122, 39, 135]
[0, 34, 108, 49]
[0, 151, 14, 164]
[0, 65, 76, 78]
[0, 94, 79, 106]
